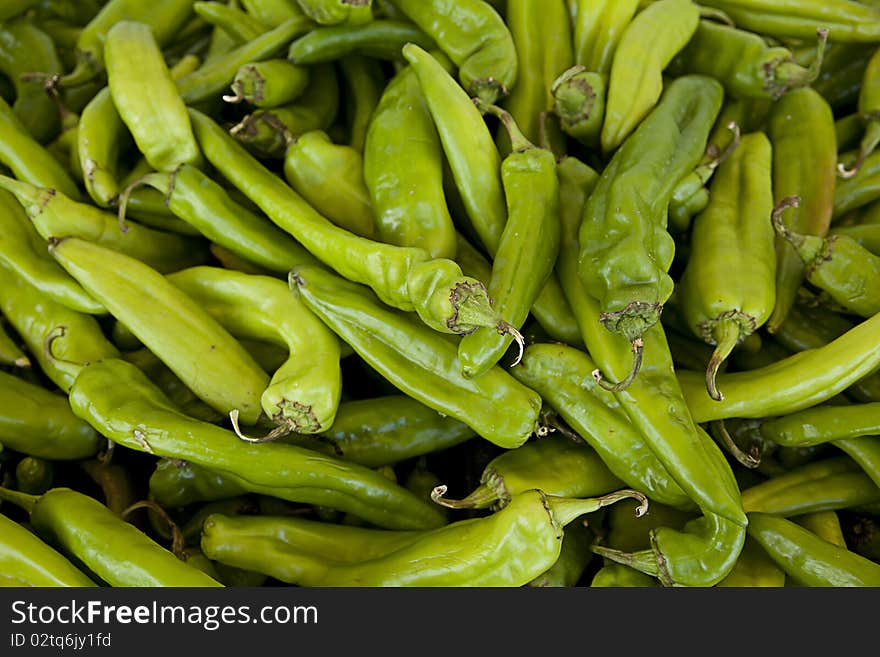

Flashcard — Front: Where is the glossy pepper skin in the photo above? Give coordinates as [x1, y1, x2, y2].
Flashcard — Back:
[679, 308, 880, 422]
[0, 317, 28, 369]
[76, 87, 130, 208]
[189, 107, 505, 337]
[0, 369, 102, 461]
[364, 62, 457, 260]
[49, 237, 270, 425]
[765, 87, 837, 332]
[166, 266, 343, 434]
[390, 0, 516, 106]
[578, 75, 723, 388]
[433, 434, 624, 511]
[773, 197, 880, 319]
[600, 0, 700, 154]
[678, 132, 777, 401]
[511, 343, 693, 511]
[760, 403, 880, 448]
[68, 358, 447, 531]
[670, 21, 827, 101]
[747, 512, 880, 587]
[0, 487, 223, 587]
[697, 0, 880, 43]
[0, 512, 96, 587]
[457, 104, 560, 378]
[0, 267, 119, 393]
[283, 130, 376, 238]
[202, 489, 647, 586]
[571, 0, 639, 75]
[290, 264, 542, 450]
[716, 537, 785, 587]
[296, 0, 372, 25]
[834, 150, 880, 220]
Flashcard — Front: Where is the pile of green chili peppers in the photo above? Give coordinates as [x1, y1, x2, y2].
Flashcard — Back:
[1, 0, 880, 589]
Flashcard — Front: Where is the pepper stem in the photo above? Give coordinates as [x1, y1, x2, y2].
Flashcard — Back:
[229, 410, 293, 444]
[591, 545, 660, 578]
[548, 489, 649, 527]
[42, 325, 88, 383]
[706, 318, 742, 402]
[771, 195, 802, 245]
[770, 28, 828, 100]
[0, 486, 38, 515]
[122, 500, 186, 560]
[498, 320, 526, 367]
[475, 99, 535, 152]
[117, 171, 172, 234]
[838, 121, 880, 179]
[222, 80, 246, 104]
[430, 484, 499, 510]
[592, 337, 643, 393]
[0, 173, 43, 208]
[710, 420, 761, 469]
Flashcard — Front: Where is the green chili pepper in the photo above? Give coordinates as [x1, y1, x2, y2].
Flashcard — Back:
[194, 1, 269, 44]
[283, 130, 376, 238]
[0, 511, 96, 587]
[363, 62, 456, 260]
[742, 456, 880, 516]
[176, 16, 314, 104]
[747, 512, 880, 586]
[0, 486, 222, 587]
[189, 107, 505, 337]
[839, 47, 880, 178]
[150, 458, 247, 509]
[223, 58, 310, 107]
[698, 0, 880, 43]
[670, 21, 828, 101]
[835, 435, 880, 489]
[528, 520, 594, 587]
[202, 489, 647, 586]
[296, 0, 372, 25]
[14, 457, 54, 496]
[571, 0, 639, 75]
[831, 223, 880, 255]
[501, 0, 572, 152]
[774, 196, 880, 318]
[230, 62, 340, 159]
[591, 563, 658, 587]
[600, 0, 700, 154]
[0, 0, 42, 22]
[0, 175, 209, 274]
[602, 497, 697, 553]
[104, 20, 202, 173]
[80, 457, 137, 517]
[76, 87, 131, 207]
[0, 369, 101, 460]
[0, 267, 119, 393]
[58, 0, 197, 88]
[432, 434, 624, 511]
[287, 19, 434, 63]
[118, 164, 318, 275]
[69, 358, 447, 530]
[579, 74, 723, 389]
[390, 0, 516, 106]
[457, 103, 559, 378]
[716, 537, 785, 587]
[511, 343, 694, 511]
[291, 264, 542, 450]
[760, 402, 880, 449]
[49, 237, 270, 424]
[166, 266, 342, 434]
[766, 87, 837, 333]
[796, 511, 848, 548]
[0, 18, 62, 144]
[679, 308, 880, 422]
[0, 189, 103, 315]
[0, 96, 81, 200]
[678, 132, 776, 401]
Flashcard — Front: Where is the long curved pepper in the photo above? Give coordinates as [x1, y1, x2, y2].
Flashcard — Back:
[840, 47, 880, 178]
[456, 101, 559, 378]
